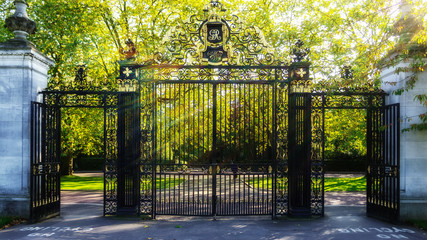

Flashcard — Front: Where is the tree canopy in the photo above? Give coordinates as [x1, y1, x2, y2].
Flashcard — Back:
[1, 0, 424, 84]
[1, 0, 426, 172]
[0, 0, 424, 86]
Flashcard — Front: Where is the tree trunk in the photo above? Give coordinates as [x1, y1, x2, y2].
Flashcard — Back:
[61, 153, 74, 176]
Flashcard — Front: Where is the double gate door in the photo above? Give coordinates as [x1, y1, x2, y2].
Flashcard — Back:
[153, 82, 276, 216]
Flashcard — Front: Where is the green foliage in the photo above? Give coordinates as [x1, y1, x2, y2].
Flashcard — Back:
[324, 109, 367, 157]
[1, 0, 425, 165]
[409, 220, 427, 231]
[0, 216, 23, 229]
[61, 108, 104, 157]
[380, 0, 427, 132]
[0, 216, 13, 228]
[0, 0, 423, 87]
[60, 108, 103, 175]
[0, 0, 418, 86]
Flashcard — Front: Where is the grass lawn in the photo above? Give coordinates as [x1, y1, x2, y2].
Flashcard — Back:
[248, 176, 366, 192]
[61, 175, 184, 191]
[61, 176, 103, 191]
[62, 175, 366, 192]
[324, 176, 366, 192]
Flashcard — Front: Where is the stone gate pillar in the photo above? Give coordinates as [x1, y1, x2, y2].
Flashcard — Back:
[0, 0, 54, 218]
[381, 60, 427, 221]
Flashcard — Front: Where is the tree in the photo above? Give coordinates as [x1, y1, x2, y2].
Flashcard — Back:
[60, 108, 104, 175]
[1, 0, 425, 174]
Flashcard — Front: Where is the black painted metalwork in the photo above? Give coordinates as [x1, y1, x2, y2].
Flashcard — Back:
[147, 73, 282, 217]
[30, 102, 61, 222]
[117, 93, 141, 214]
[40, 89, 142, 217]
[288, 92, 312, 216]
[367, 103, 400, 222]
[29, 0, 401, 221]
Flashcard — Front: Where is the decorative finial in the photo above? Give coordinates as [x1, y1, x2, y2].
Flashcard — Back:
[119, 39, 139, 60]
[204, 0, 225, 14]
[4, 0, 37, 41]
[74, 65, 87, 90]
[210, 0, 220, 7]
[292, 40, 310, 62]
[341, 66, 353, 79]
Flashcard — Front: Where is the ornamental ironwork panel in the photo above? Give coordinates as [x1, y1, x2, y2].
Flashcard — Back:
[139, 83, 154, 216]
[310, 94, 325, 216]
[104, 107, 118, 215]
[274, 84, 289, 216]
[30, 102, 61, 222]
[152, 1, 278, 66]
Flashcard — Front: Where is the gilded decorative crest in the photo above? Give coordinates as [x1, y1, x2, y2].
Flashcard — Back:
[155, 0, 275, 66]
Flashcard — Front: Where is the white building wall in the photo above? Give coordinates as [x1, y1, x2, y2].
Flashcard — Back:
[381, 59, 427, 220]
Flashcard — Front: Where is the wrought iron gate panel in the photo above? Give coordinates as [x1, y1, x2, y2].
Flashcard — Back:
[30, 102, 61, 222]
[367, 103, 400, 222]
[151, 79, 279, 216]
[154, 82, 214, 216]
[215, 83, 274, 216]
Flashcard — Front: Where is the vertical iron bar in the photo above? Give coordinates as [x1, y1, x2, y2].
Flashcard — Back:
[212, 83, 217, 217]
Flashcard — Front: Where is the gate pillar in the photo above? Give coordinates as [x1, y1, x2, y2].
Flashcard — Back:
[288, 62, 312, 217]
[0, 1, 54, 218]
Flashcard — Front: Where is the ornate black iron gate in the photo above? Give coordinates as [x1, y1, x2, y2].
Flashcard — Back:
[30, 90, 143, 220]
[310, 91, 400, 221]
[150, 79, 278, 217]
[367, 103, 400, 222]
[29, 0, 400, 222]
[30, 102, 61, 222]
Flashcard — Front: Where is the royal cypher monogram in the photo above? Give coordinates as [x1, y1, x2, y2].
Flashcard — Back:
[208, 29, 222, 41]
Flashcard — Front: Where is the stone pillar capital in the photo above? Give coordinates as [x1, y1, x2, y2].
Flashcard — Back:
[4, 0, 36, 41]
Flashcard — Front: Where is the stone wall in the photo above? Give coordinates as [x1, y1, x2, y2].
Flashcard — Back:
[381, 59, 427, 221]
[0, 40, 53, 218]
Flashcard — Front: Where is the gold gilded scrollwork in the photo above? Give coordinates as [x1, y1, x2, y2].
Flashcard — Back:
[153, 0, 275, 66]
[290, 80, 312, 93]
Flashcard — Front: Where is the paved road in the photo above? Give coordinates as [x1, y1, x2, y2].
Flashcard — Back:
[3, 173, 422, 239]
[1, 203, 426, 240]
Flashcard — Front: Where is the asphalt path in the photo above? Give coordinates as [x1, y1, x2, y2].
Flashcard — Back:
[1, 173, 424, 239]
[0, 198, 426, 240]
